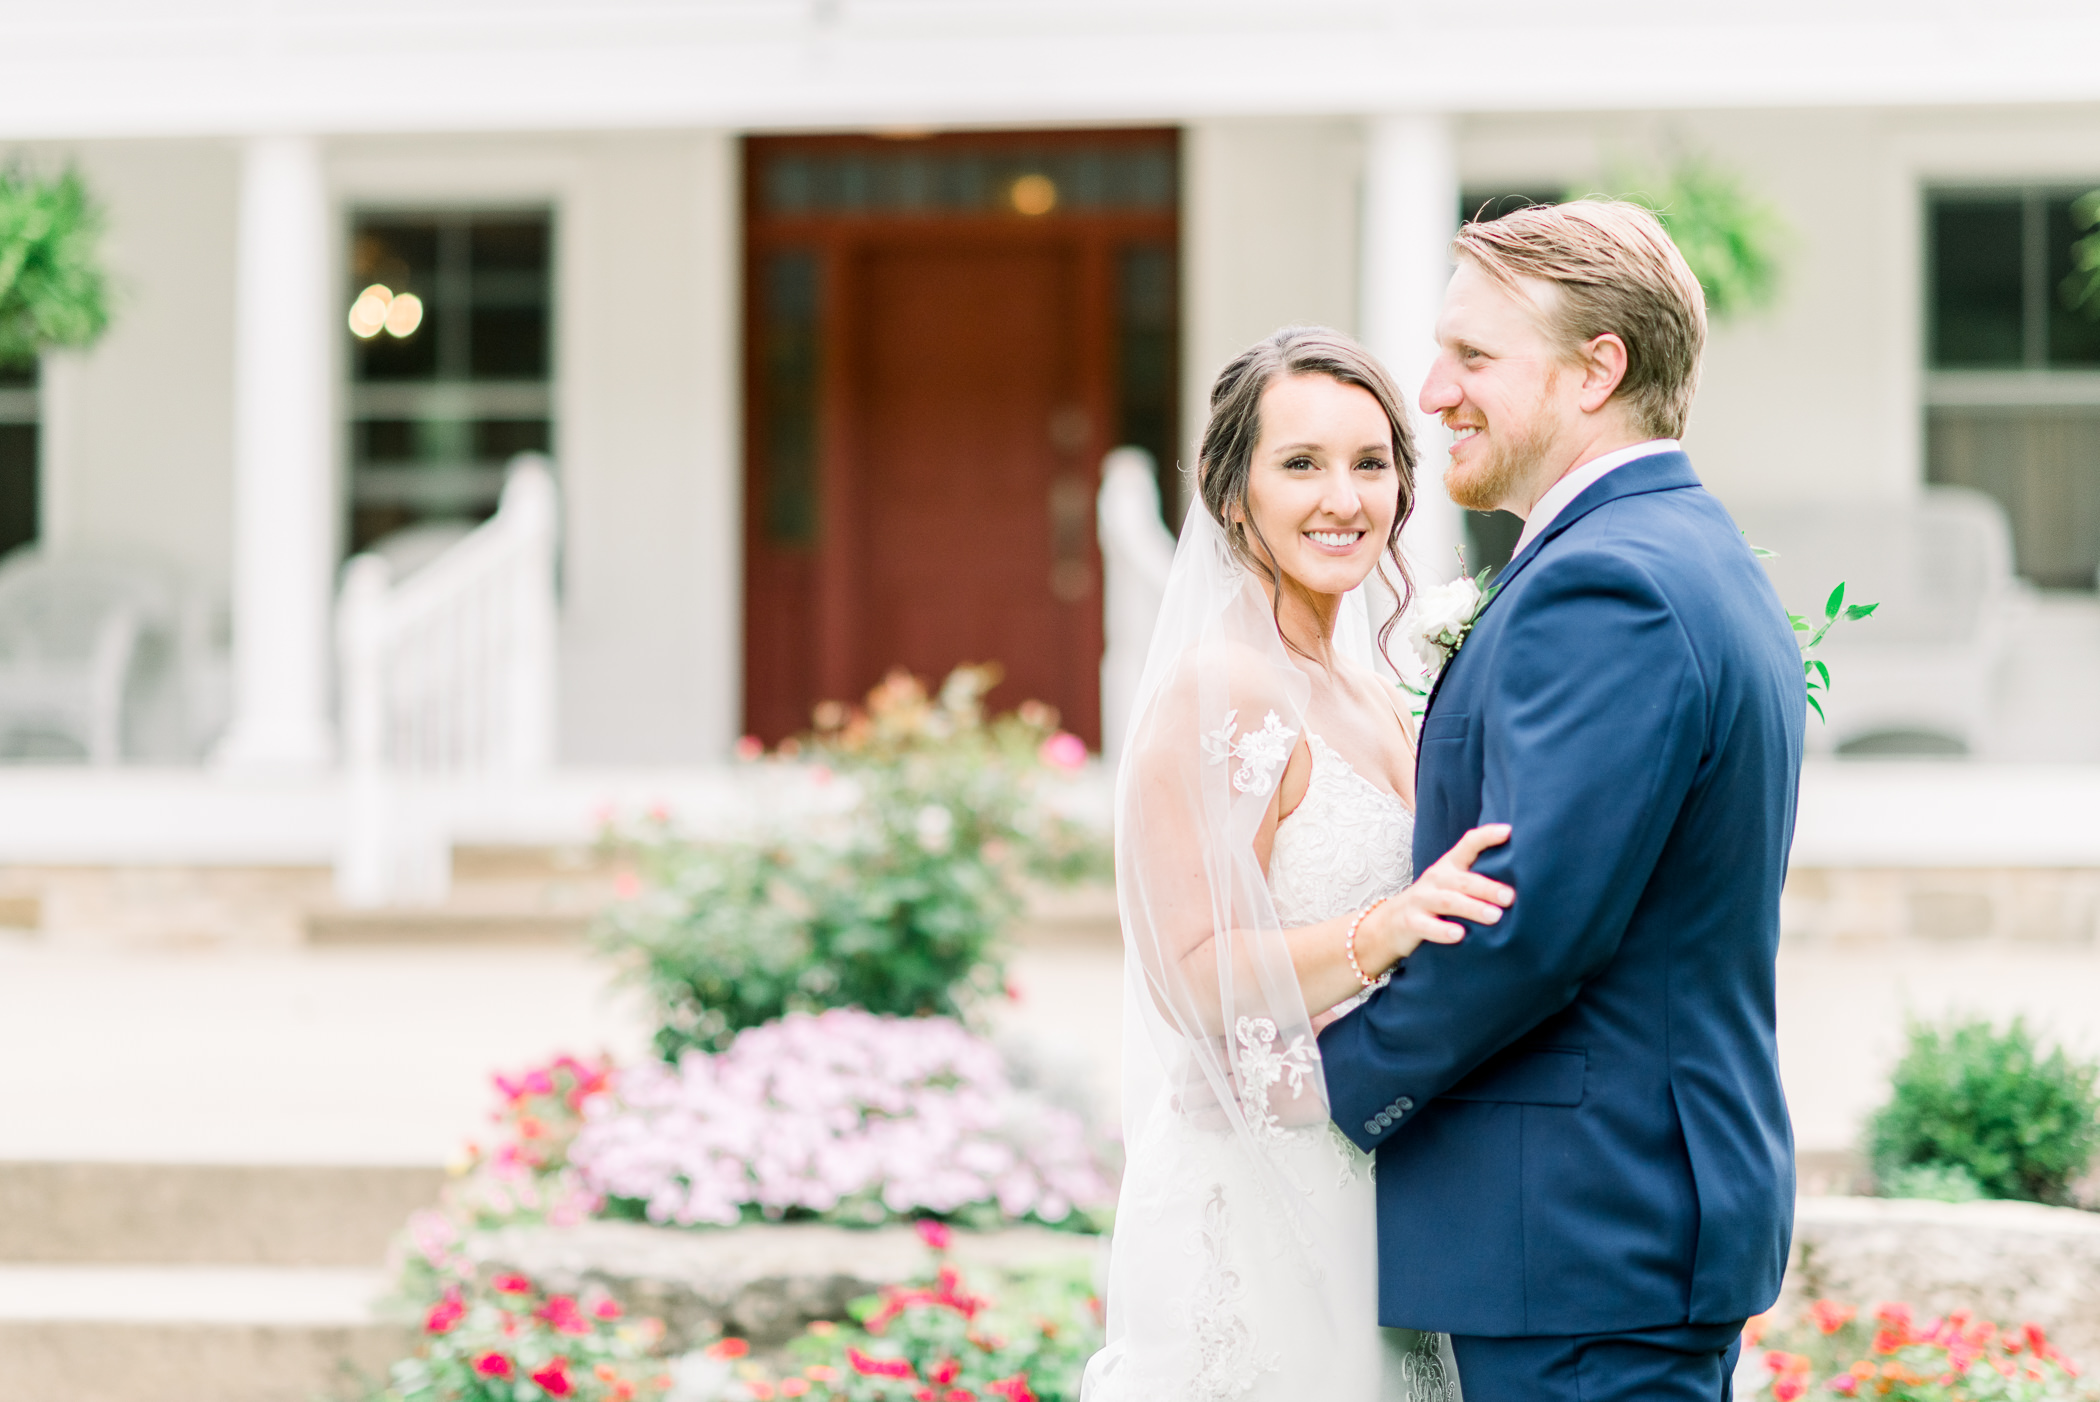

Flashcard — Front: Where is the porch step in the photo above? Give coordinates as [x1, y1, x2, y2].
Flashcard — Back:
[0, 1163, 443, 1267]
[305, 905, 590, 945]
[0, 1266, 405, 1402]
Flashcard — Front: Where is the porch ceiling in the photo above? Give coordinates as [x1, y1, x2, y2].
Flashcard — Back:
[0, 2, 2097, 140]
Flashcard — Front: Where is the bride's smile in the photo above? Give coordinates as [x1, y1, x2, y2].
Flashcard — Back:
[1239, 370, 1400, 610]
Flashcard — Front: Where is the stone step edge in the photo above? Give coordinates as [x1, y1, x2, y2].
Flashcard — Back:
[0, 1162, 445, 1266]
[0, 1265, 392, 1324]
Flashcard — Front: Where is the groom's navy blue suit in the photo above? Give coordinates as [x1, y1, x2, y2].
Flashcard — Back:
[1320, 451, 1805, 1400]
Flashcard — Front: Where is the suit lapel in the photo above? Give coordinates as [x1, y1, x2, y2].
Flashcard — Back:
[1415, 452, 1701, 726]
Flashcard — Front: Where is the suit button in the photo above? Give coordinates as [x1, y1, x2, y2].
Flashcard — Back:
[1363, 1120, 1380, 1135]
[1397, 1097, 1414, 1112]
[1374, 1113, 1392, 1129]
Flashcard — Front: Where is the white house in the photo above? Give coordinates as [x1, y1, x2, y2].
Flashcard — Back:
[5, 1, 2100, 892]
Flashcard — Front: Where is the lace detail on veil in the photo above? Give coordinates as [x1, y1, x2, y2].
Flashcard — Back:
[1201, 709, 1297, 796]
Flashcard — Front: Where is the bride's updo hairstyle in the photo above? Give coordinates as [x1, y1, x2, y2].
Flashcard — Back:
[1196, 325, 1418, 666]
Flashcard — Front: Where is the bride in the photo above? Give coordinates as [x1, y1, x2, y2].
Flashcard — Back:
[1082, 327, 1513, 1401]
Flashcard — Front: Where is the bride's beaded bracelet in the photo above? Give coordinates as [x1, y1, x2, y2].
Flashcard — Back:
[1346, 897, 1387, 989]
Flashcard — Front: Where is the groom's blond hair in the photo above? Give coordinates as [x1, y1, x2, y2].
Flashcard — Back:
[1453, 199, 1707, 439]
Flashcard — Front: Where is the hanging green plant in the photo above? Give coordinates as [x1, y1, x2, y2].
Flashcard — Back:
[1609, 155, 1788, 321]
[0, 166, 112, 367]
[2062, 189, 2100, 321]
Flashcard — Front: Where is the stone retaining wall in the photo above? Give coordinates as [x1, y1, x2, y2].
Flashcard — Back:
[1784, 1196, 2100, 1364]
[471, 1220, 1102, 1351]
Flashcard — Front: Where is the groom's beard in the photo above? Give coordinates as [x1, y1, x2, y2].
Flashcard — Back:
[1445, 378, 1563, 513]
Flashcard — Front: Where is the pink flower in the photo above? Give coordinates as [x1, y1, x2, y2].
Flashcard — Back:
[1037, 732, 1087, 772]
[530, 1357, 574, 1397]
[613, 870, 642, 900]
[735, 735, 765, 761]
[491, 1272, 533, 1295]
[474, 1352, 513, 1379]
[537, 1294, 592, 1335]
[591, 1295, 623, 1321]
[915, 1219, 953, 1252]
[848, 1347, 915, 1379]
[424, 1287, 465, 1334]
[706, 1338, 750, 1360]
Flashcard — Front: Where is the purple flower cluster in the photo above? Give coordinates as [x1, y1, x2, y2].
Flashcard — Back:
[569, 1009, 1114, 1228]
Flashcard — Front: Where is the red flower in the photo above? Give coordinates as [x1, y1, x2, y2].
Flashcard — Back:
[536, 1294, 593, 1336]
[474, 1352, 513, 1379]
[847, 1346, 916, 1380]
[705, 1337, 750, 1360]
[915, 1219, 954, 1252]
[424, 1287, 465, 1334]
[491, 1272, 533, 1294]
[592, 1295, 623, 1321]
[1810, 1300, 1856, 1335]
[985, 1377, 1037, 1402]
[931, 1358, 961, 1384]
[529, 1357, 573, 1397]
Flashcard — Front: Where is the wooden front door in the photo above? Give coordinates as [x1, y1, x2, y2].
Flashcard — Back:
[743, 130, 1179, 749]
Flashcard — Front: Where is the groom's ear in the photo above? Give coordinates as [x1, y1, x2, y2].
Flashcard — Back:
[1574, 332, 1630, 414]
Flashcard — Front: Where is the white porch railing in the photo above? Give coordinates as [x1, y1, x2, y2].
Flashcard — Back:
[1096, 447, 1178, 764]
[335, 455, 559, 905]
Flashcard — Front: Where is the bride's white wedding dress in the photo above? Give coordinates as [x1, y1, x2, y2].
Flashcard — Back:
[1086, 733, 1461, 1402]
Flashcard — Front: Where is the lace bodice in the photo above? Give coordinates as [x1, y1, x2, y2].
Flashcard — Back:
[1270, 733, 1415, 927]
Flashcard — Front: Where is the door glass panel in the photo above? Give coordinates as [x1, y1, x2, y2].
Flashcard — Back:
[762, 145, 1175, 218]
[759, 249, 823, 547]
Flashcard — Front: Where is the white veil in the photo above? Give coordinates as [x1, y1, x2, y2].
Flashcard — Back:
[1089, 496, 1355, 1371]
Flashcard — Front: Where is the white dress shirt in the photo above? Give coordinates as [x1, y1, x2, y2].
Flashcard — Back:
[1510, 438, 1681, 558]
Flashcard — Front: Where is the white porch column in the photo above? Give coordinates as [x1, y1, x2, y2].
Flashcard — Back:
[1361, 114, 1464, 595]
[215, 135, 335, 771]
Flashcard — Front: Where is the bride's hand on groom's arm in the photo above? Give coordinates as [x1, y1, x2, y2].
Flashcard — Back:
[1363, 825, 1514, 968]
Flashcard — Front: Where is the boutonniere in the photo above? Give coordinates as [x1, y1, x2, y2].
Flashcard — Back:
[1404, 566, 1499, 695]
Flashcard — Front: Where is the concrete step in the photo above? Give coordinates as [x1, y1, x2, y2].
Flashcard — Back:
[0, 1163, 443, 1267]
[305, 905, 591, 945]
[0, 1266, 404, 1402]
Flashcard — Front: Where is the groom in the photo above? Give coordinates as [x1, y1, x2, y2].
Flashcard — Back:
[1319, 200, 1804, 1401]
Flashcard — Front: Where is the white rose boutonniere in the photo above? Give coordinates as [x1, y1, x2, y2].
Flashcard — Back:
[1406, 567, 1499, 692]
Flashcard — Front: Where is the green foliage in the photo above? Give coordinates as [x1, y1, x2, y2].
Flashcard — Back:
[0, 166, 111, 365]
[1868, 1016, 2100, 1206]
[599, 667, 1110, 1061]
[2063, 191, 2100, 321]
[1879, 1161, 1986, 1204]
[692, 1244, 1102, 1402]
[1791, 579, 1880, 723]
[1611, 156, 1788, 320]
[1747, 540, 1879, 724]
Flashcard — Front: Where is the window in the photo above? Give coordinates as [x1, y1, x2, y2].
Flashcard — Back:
[1926, 187, 2100, 589]
[0, 360, 34, 560]
[345, 210, 554, 555]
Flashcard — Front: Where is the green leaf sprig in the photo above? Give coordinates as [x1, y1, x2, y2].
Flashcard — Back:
[1750, 541, 1879, 723]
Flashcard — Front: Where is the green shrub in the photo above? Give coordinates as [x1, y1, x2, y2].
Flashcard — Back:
[1867, 1016, 2100, 1206]
[599, 666, 1109, 1060]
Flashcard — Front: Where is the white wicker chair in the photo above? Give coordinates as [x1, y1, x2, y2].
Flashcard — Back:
[0, 549, 191, 768]
[1731, 487, 2018, 757]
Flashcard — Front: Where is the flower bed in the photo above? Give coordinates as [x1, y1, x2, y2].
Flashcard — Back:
[1748, 1298, 2094, 1400]
[572, 1010, 1113, 1231]
[375, 1268, 673, 1402]
[668, 1222, 1099, 1402]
